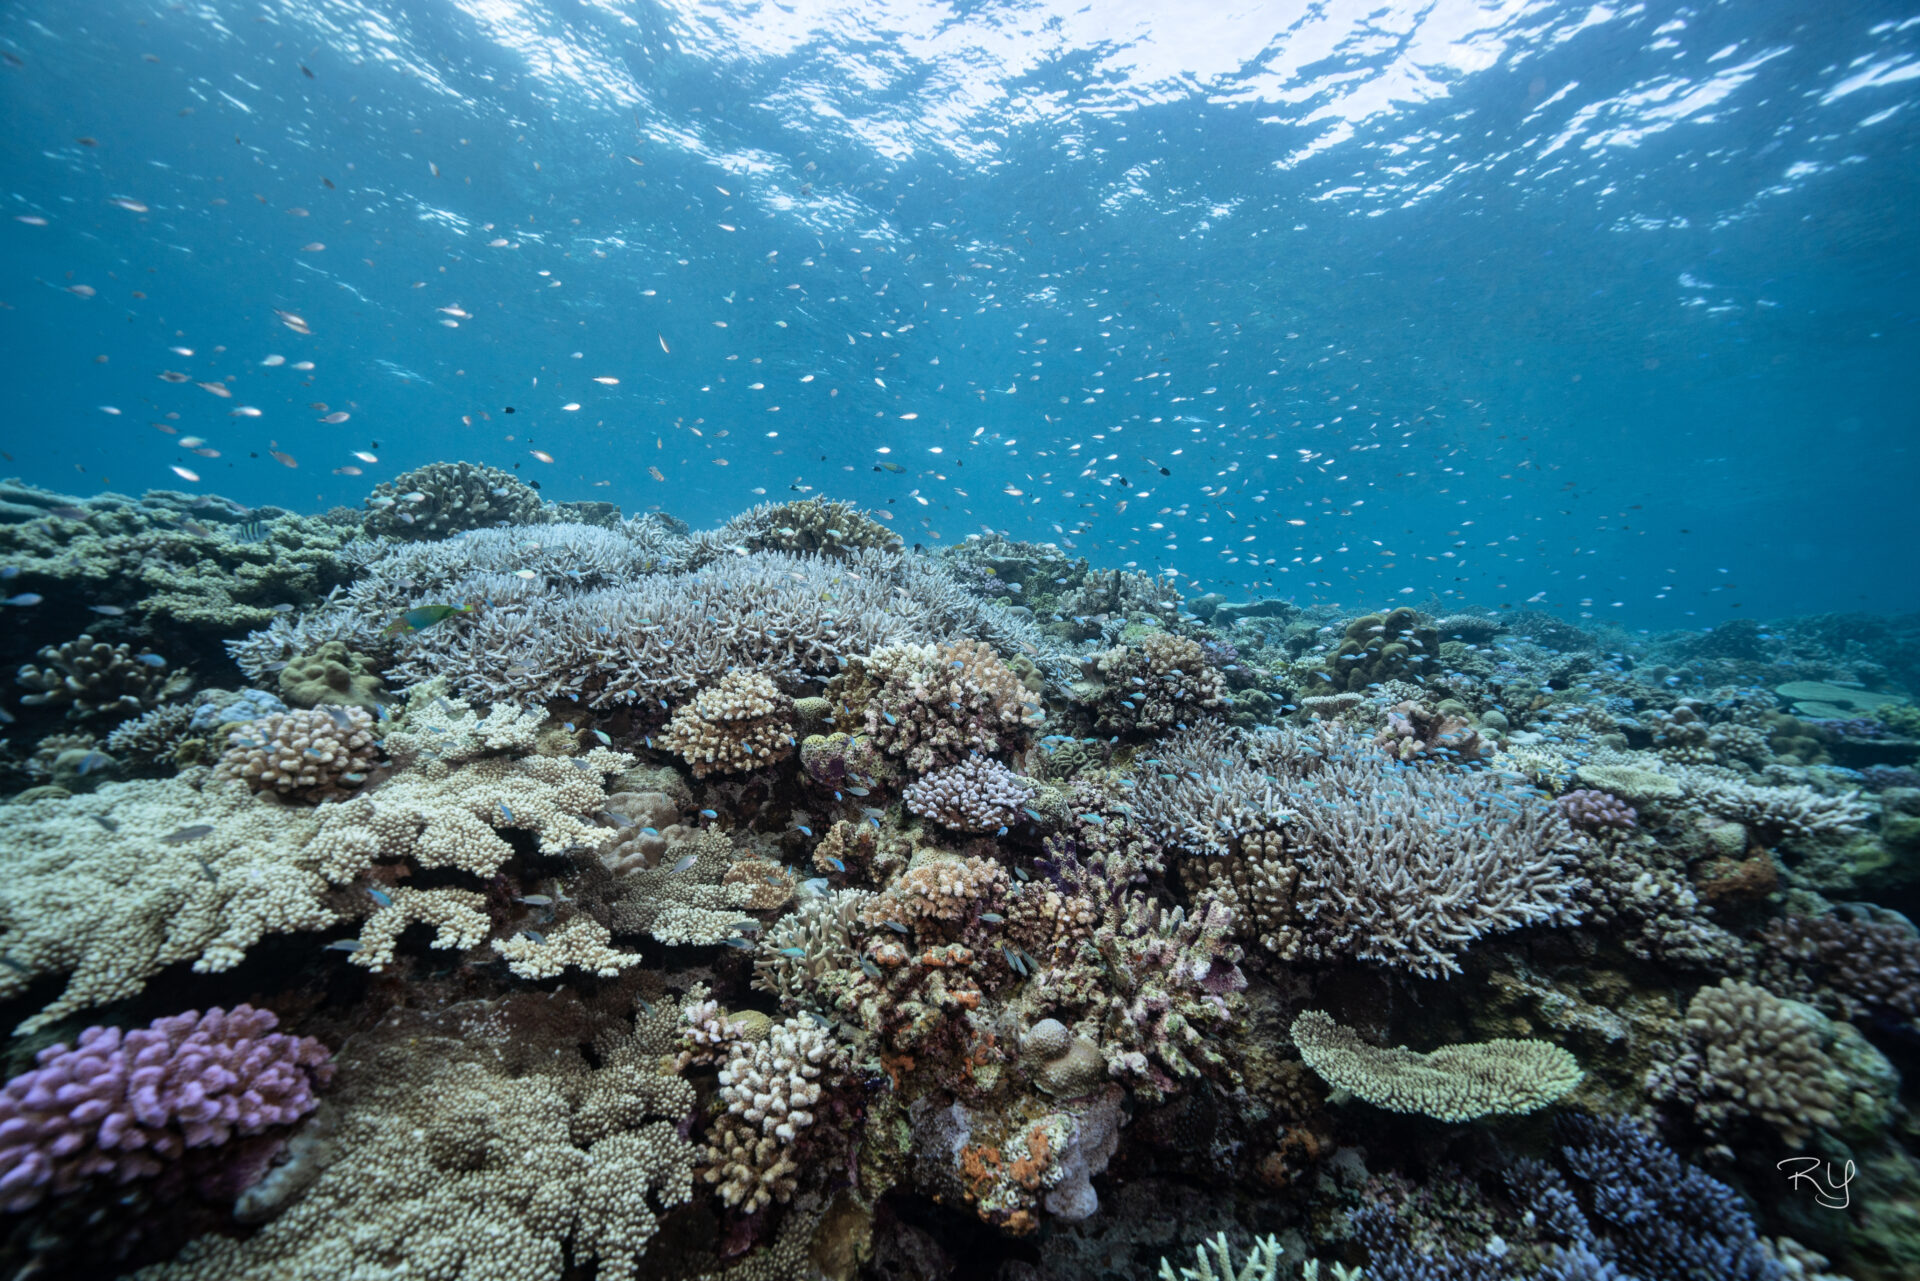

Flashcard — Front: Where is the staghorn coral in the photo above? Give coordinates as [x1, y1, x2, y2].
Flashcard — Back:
[658, 669, 796, 778]
[852, 639, 1041, 773]
[230, 538, 1058, 704]
[710, 496, 901, 560]
[17, 633, 187, 722]
[1645, 978, 1889, 1147]
[698, 1015, 848, 1213]
[1084, 632, 1227, 735]
[136, 995, 697, 1281]
[1291, 1009, 1581, 1122]
[0, 1004, 331, 1213]
[363, 461, 545, 539]
[904, 754, 1037, 833]
[105, 702, 198, 768]
[213, 706, 380, 804]
[275, 641, 385, 712]
[1667, 768, 1869, 843]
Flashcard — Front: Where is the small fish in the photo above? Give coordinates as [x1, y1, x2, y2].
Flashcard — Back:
[2, 594, 44, 607]
[160, 824, 214, 845]
[498, 802, 514, 822]
[592, 729, 612, 746]
[700, 808, 718, 819]
[368, 888, 393, 908]
[731, 920, 763, 932]
[320, 411, 350, 424]
[134, 653, 167, 668]
[670, 853, 699, 874]
[516, 894, 553, 907]
[721, 936, 755, 950]
[74, 751, 112, 775]
[529, 449, 554, 463]
[778, 947, 807, 958]
[521, 930, 547, 945]
[322, 939, 362, 952]
[794, 825, 814, 837]
[883, 920, 909, 935]
[979, 912, 1004, 924]
[844, 785, 870, 797]
[874, 462, 904, 473]
[859, 957, 882, 979]
[824, 856, 845, 873]
[91, 814, 119, 832]
[384, 601, 476, 637]
[88, 603, 126, 616]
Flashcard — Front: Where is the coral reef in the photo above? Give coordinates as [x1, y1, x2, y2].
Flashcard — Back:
[1083, 632, 1227, 735]
[1556, 788, 1637, 832]
[1758, 908, 1920, 1027]
[0, 1005, 330, 1212]
[274, 641, 385, 712]
[710, 496, 901, 560]
[1291, 1010, 1582, 1121]
[850, 639, 1041, 773]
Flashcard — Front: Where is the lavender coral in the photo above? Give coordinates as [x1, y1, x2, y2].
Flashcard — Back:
[0, 1004, 331, 1211]
[904, 754, 1037, 833]
[1557, 788, 1638, 832]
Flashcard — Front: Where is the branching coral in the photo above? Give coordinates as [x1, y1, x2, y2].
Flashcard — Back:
[1291, 1009, 1581, 1122]
[659, 669, 796, 778]
[0, 1005, 331, 1212]
[699, 1016, 848, 1213]
[17, 633, 187, 722]
[1084, 632, 1226, 735]
[1668, 768, 1869, 843]
[852, 639, 1040, 773]
[754, 891, 870, 1008]
[491, 916, 644, 980]
[709, 496, 901, 560]
[138, 995, 697, 1281]
[1646, 978, 1892, 1147]
[1758, 909, 1920, 1027]
[213, 706, 380, 803]
[1557, 788, 1637, 832]
[904, 754, 1037, 833]
[607, 829, 768, 946]
[861, 853, 1008, 930]
[363, 461, 546, 539]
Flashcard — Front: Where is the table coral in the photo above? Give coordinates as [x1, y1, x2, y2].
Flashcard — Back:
[0, 1004, 331, 1212]
[659, 669, 796, 778]
[1291, 1009, 1582, 1122]
[492, 915, 643, 979]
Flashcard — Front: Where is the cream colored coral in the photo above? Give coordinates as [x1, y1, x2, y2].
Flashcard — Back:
[306, 748, 632, 882]
[607, 830, 760, 945]
[492, 916, 641, 980]
[859, 639, 1039, 773]
[350, 887, 490, 972]
[134, 998, 697, 1281]
[659, 669, 795, 778]
[699, 1016, 847, 1212]
[214, 706, 379, 803]
[861, 852, 1007, 928]
[1291, 1009, 1582, 1122]
[384, 691, 546, 766]
[0, 774, 336, 1034]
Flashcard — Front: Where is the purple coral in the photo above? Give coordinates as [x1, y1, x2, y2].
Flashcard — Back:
[1558, 787, 1637, 832]
[903, 755, 1037, 833]
[0, 1005, 332, 1211]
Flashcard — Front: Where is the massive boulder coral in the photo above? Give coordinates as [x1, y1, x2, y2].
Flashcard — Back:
[851, 639, 1041, 773]
[275, 641, 385, 712]
[213, 706, 380, 803]
[136, 996, 697, 1281]
[1290, 1009, 1582, 1122]
[362, 461, 546, 539]
[658, 669, 796, 778]
[0, 1005, 331, 1211]
[16, 633, 188, 722]
[1310, 607, 1436, 693]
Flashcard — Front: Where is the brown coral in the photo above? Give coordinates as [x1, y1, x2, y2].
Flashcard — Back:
[854, 640, 1039, 773]
[658, 669, 795, 778]
[214, 705, 380, 803]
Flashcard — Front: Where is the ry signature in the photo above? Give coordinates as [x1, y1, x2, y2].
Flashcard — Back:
[1779, 1157, 1855, 1210]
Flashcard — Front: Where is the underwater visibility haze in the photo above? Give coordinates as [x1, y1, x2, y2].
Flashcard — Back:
[1, 0, 1919, 1278]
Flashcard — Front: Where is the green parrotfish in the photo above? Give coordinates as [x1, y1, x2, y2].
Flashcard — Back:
[384, 601, 477, 637]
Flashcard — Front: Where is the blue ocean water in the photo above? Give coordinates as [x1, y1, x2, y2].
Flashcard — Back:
[5, 0, 1914, 625]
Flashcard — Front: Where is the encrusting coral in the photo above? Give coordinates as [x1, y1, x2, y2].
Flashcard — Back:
[1291, 1009, 1582, 1122]
[659, 669, 796, 778]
